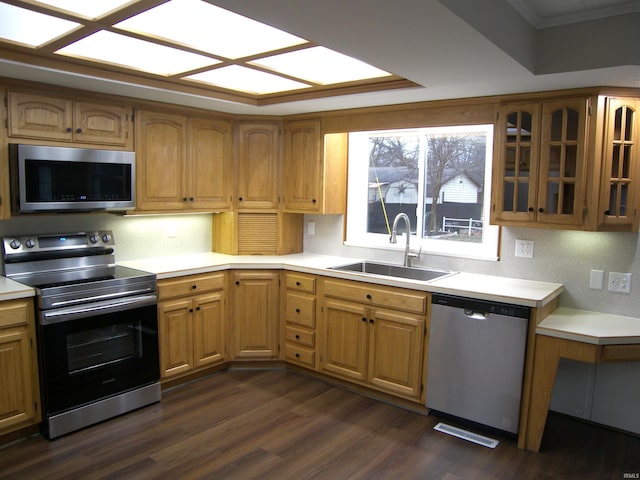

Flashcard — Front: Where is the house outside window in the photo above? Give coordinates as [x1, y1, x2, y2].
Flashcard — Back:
[346, 124, 499, 260]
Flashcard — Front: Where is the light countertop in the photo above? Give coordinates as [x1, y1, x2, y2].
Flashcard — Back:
[537, 307, 640, 345]
[0, 276, 35, 301]
[119, 252, 564, 308]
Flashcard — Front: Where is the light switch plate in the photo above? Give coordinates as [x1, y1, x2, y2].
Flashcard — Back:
[589, 269, 604, 289]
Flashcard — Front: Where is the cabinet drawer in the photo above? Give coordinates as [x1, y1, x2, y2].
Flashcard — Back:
[286, 326, 315, 347]
[600, 344, 640, 362]
[323, 278, 426, 314]
[158, 272, 225, 300]
[285, 272, 316, 293]
[285, 292, 315, 328]
[0, 300, 30, 328]
[286, 344, 315, 367]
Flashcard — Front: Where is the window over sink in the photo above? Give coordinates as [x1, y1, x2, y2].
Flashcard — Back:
[346, 124, 500, 260]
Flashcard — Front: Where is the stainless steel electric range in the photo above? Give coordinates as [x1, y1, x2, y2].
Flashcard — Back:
[1, 231, 160, 439]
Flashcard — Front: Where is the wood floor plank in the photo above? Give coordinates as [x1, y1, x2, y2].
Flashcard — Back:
[0, 369, 638, 480]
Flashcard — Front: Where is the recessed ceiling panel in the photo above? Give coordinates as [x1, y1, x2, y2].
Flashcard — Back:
[33, 0, 136, 19]
[250, 46, 392, 85]
[56, 31, 220, 76]
[115, 0, 307, 59]
[185, 65, 311, 95]
[0, 3, 80, 47]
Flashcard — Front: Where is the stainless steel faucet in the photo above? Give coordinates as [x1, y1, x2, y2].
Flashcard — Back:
[389, 213, 419, 267]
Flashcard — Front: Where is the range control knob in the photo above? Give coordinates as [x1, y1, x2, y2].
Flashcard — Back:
[8, 239, 21, 249]
[89, 234, 100, 244]
[101, 233, 112, 243]
[24, 238, 36, 248]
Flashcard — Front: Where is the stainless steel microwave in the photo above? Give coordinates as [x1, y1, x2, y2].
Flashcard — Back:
[9, 144, 135, 213]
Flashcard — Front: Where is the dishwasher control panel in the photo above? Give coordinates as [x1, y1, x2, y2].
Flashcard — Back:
[431, 294, 530, 319]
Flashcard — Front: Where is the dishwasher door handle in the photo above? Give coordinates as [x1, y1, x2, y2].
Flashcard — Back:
[463, 309, 489, 320]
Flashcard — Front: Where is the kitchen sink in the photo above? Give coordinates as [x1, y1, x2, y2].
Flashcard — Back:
[328, 261, 456, 282]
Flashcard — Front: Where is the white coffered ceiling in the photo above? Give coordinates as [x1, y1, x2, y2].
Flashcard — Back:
[0, 0, 638, 115]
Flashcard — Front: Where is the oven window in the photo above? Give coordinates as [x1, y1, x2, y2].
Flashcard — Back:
[67, 323, 141, 374]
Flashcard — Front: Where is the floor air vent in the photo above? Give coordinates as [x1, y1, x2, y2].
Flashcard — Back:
[433, 422, 499, 449]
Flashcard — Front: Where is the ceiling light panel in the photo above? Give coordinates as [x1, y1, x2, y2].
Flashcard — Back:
[115, 0, 307, 59]
[249, 46, 393, 85]
[32, 0, 136, 19]
[0, 2, 80, 47]
[185, 65, 311, 95]
[56, 30, 220, 76]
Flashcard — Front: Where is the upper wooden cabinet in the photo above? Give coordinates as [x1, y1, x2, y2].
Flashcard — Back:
[596, 97, 640, 231]
[235, 121, 280, 210]
[492, 97, 590, 228]
[135, 110, 233, 212]
[8, 90, 132, 148]
[282, 119, 348, 214]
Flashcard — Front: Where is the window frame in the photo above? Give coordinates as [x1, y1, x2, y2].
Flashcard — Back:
[345, 124, 500, 261]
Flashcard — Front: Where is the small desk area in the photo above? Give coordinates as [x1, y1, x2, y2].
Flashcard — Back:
[521, 308, 640, 451]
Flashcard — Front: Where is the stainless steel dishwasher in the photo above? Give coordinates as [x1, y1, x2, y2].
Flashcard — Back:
[426, 294, 530, 434]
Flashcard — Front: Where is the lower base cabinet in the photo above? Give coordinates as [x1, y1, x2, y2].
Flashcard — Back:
[0, 299, 40, 436]
[320, 278, 428, 400]
[230, 270, 280, 360]
[157, 273, 227, 380]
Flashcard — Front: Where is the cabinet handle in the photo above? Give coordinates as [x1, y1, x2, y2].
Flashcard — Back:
[604, 210, 611, 215]
[295, 353, 300, 358]
[312, 199, 317, 203]
[189, 197, 194, 202]
[369, 319, 374, 324]
[189, 308, 194, 313]
[239, 197, 244, 201]
[196, 306, 200, 311]
[182, 197, 188, 202]
[295, 334, 300, 340]
[366, 294, 372, 300]
[295, 308, 300, 313]
[76, 128, 82, 134]
[296, 281, 301, 286]
[538, 207, 544, 213]
[235, 281, 240, 286]
[362, 317, 367, 322]
[528, 207, 534, 212]
[191, 285, 197, 290]
[66, 127, 73, 133]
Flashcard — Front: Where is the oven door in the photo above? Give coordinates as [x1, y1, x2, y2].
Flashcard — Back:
[38, 294, 159, 415]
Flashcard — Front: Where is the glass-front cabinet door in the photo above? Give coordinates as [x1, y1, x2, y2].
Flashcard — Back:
[492, 102, 540, 224]
[492, 97, 589, 228]
[598, 97, 640, 231]
[537, 98, 588, 226]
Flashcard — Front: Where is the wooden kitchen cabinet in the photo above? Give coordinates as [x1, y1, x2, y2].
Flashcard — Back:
[283, 272, 317, 369]
[597, 97, 640, 231]
[282, 119, 348, 214]
[230, 270, 279, 360]
[135, 110, 233, 212]
[492, 97, 590, 228]
[0, 299, 40, 436]
[8, 90, 132, 147]
[157, 272, 227, 380]
[235, 121, 281, 210]
[212, 211, 303, 255]
[320, 278, 427, 400]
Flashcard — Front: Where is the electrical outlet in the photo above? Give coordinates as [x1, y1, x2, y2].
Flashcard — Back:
[608, 272, 632, 293]
[515, 239, 534, 258]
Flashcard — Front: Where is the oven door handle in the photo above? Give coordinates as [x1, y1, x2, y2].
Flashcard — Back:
[40, 294, 157, 325]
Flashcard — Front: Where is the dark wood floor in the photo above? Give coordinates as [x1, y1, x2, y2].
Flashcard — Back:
[1, 370, 638, 479]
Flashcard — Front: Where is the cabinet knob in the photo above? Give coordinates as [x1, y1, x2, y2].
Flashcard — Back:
[182, 197, 188, 202]
[362, 317, 367, 322]
[189, 197, 194, 202]
[189, 308, 194, 313]
[369, 319, 374, 324]
[528, 207, 534, 212]
[295, 308, 300, 313]
[312, 199, 317, 203]
[604, 210, 611, 215]
[239, 197, 244, 201]
[295, 353, 300, 358]
[296, 281, 301, 286]
[191, 285, 197, 290]
[538, 207, 544, 213]
[66, 127, 73, 133]
[295, 334, 300, 340]
[76, 128, 82, 134]
[235, 281, 240, 286]
[196, 306, 200, 311]
[366, 294, 372, 300]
